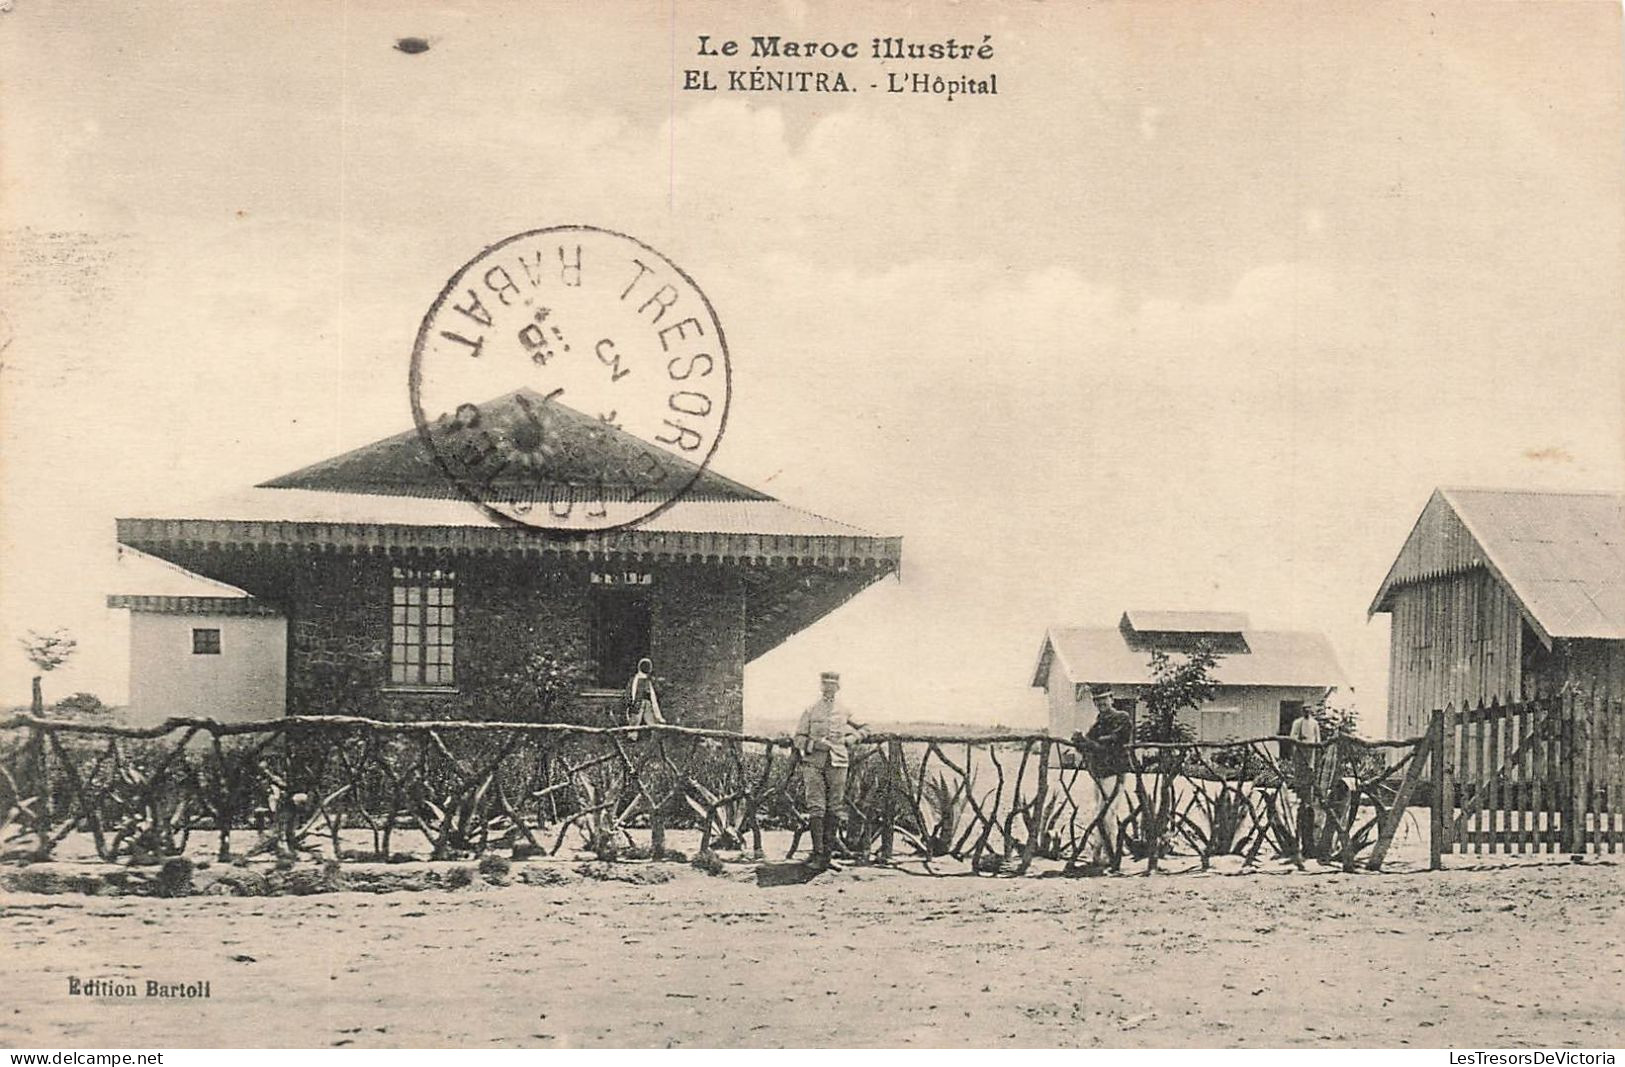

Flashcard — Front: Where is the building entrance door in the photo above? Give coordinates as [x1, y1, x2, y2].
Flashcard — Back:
[1278, 700, 1304, 736]
[591, 591, 651, 688]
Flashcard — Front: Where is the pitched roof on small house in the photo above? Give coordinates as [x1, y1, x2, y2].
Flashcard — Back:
[105, 547, 279, 616]
[1031, 610, 1345, 689]
[1369, 487, 1625, 642]
[117, 390, 901, 570]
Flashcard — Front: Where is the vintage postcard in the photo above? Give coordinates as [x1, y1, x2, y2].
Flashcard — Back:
[1, 0, 1622, 1053]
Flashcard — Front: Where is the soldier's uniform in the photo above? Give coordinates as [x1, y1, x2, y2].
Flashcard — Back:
[793, 671, 864, 866]
[1076, 684, 1133, 871]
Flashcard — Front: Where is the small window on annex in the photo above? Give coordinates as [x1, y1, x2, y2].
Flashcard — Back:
[192, 628, 222, 655]
[390, 565, 456, 687]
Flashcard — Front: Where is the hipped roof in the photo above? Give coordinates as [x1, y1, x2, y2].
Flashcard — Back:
[116, 390, 901, 568]
[1369, 487, 1625, 642]
[263, 388, 769, 501]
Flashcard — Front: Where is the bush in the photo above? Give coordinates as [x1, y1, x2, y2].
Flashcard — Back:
[54, 692, 107, 716]
[444, 865, 476, 888]
[483, 650, 593, 724]
[1200, 743, 1276, 782]
[478, 853, 512, 879]
[155, 856, 194, 897]
[518, 865, 578, 886]
[691, 849, 725, 876]
[592, 835, 621, 863]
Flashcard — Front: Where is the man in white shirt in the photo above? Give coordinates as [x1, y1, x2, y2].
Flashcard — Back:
[1288, 704, 1323, 862]
[792, 671, 866, 869]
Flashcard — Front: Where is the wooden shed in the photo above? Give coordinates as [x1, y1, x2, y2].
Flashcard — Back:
[1369, 487, 1625, 742]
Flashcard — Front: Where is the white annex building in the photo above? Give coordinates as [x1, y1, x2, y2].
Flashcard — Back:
[106, 547, 286, 726]
[1032, 610, 1346, 742]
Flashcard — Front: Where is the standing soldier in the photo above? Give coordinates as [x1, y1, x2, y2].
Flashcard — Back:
[793, 671, 866, 870]
[1072, 684, 1133, 875]
[1288, 702, 1323, 864]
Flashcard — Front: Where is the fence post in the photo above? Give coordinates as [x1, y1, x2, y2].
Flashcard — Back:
[1429, 709, 1445, 870]
[280, 722, 300, 856]
[1572, 693, 1593, 856]
[879, 739, 902, 864]
[1562, 693, 1579, 853]
[649, 778, 667, 860]
[33, 726, 53, 861]
[1368, 729, 1431, 871]
[1015, 739, 1050, 875]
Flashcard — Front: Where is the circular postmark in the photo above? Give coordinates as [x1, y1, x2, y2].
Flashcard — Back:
[409, 226, 732, 534]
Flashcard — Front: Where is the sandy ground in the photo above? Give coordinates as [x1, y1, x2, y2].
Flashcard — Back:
[2, 847, 1623, 1049]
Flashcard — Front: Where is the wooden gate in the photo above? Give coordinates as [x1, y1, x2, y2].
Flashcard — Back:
[1429, 695, 1625, 865]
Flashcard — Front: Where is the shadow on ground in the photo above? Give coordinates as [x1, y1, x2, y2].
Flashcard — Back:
[755, 861, 822, 887]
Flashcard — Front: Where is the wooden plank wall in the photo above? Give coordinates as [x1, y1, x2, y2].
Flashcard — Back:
[1387, 569, 1521, 742]
[1561, 638, 1625, 707]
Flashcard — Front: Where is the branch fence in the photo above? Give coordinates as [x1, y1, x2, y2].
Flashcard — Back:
[0, 714, 1428, 874]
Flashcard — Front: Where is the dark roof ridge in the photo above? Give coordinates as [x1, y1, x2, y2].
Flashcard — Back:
[257, 388, 772, 502]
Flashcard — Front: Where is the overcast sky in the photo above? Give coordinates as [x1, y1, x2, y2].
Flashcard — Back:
[3, 1, 1622, 731]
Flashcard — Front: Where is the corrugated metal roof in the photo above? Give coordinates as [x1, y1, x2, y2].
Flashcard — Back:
[118, 392, 901, 568]
[1123, 610, 1250, 634]
[111, 546, 254, 598]
[260, 389, 771, 502]
[1371, 488, 1625, 641]
[1447, 488, 1625, 641]
[106, 595, 281, 617]
[1034, 625, 1346, 689]
[123, 488, 880, 539]
[107, 547, 275, 616]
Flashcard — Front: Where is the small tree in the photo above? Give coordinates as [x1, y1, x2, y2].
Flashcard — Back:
[18, 627, 76, 714]
[1314, 693, 1361, 739]
[1312, 693, 1385, 781]
[1138, 642, 1220, 744]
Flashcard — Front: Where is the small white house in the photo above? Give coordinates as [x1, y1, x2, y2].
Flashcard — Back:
[1032, 610, 1346, 742]
[107, 548, 286, 726]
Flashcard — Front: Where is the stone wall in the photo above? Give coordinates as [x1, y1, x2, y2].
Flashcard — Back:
[648, 565, 746, 730]
[287, 554, 390, 718]
[279, 553, 746, 730]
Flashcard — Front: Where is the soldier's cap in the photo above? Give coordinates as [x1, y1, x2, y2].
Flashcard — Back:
[1090, 684, 1114, 699]
[820, 671, 841, 682]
